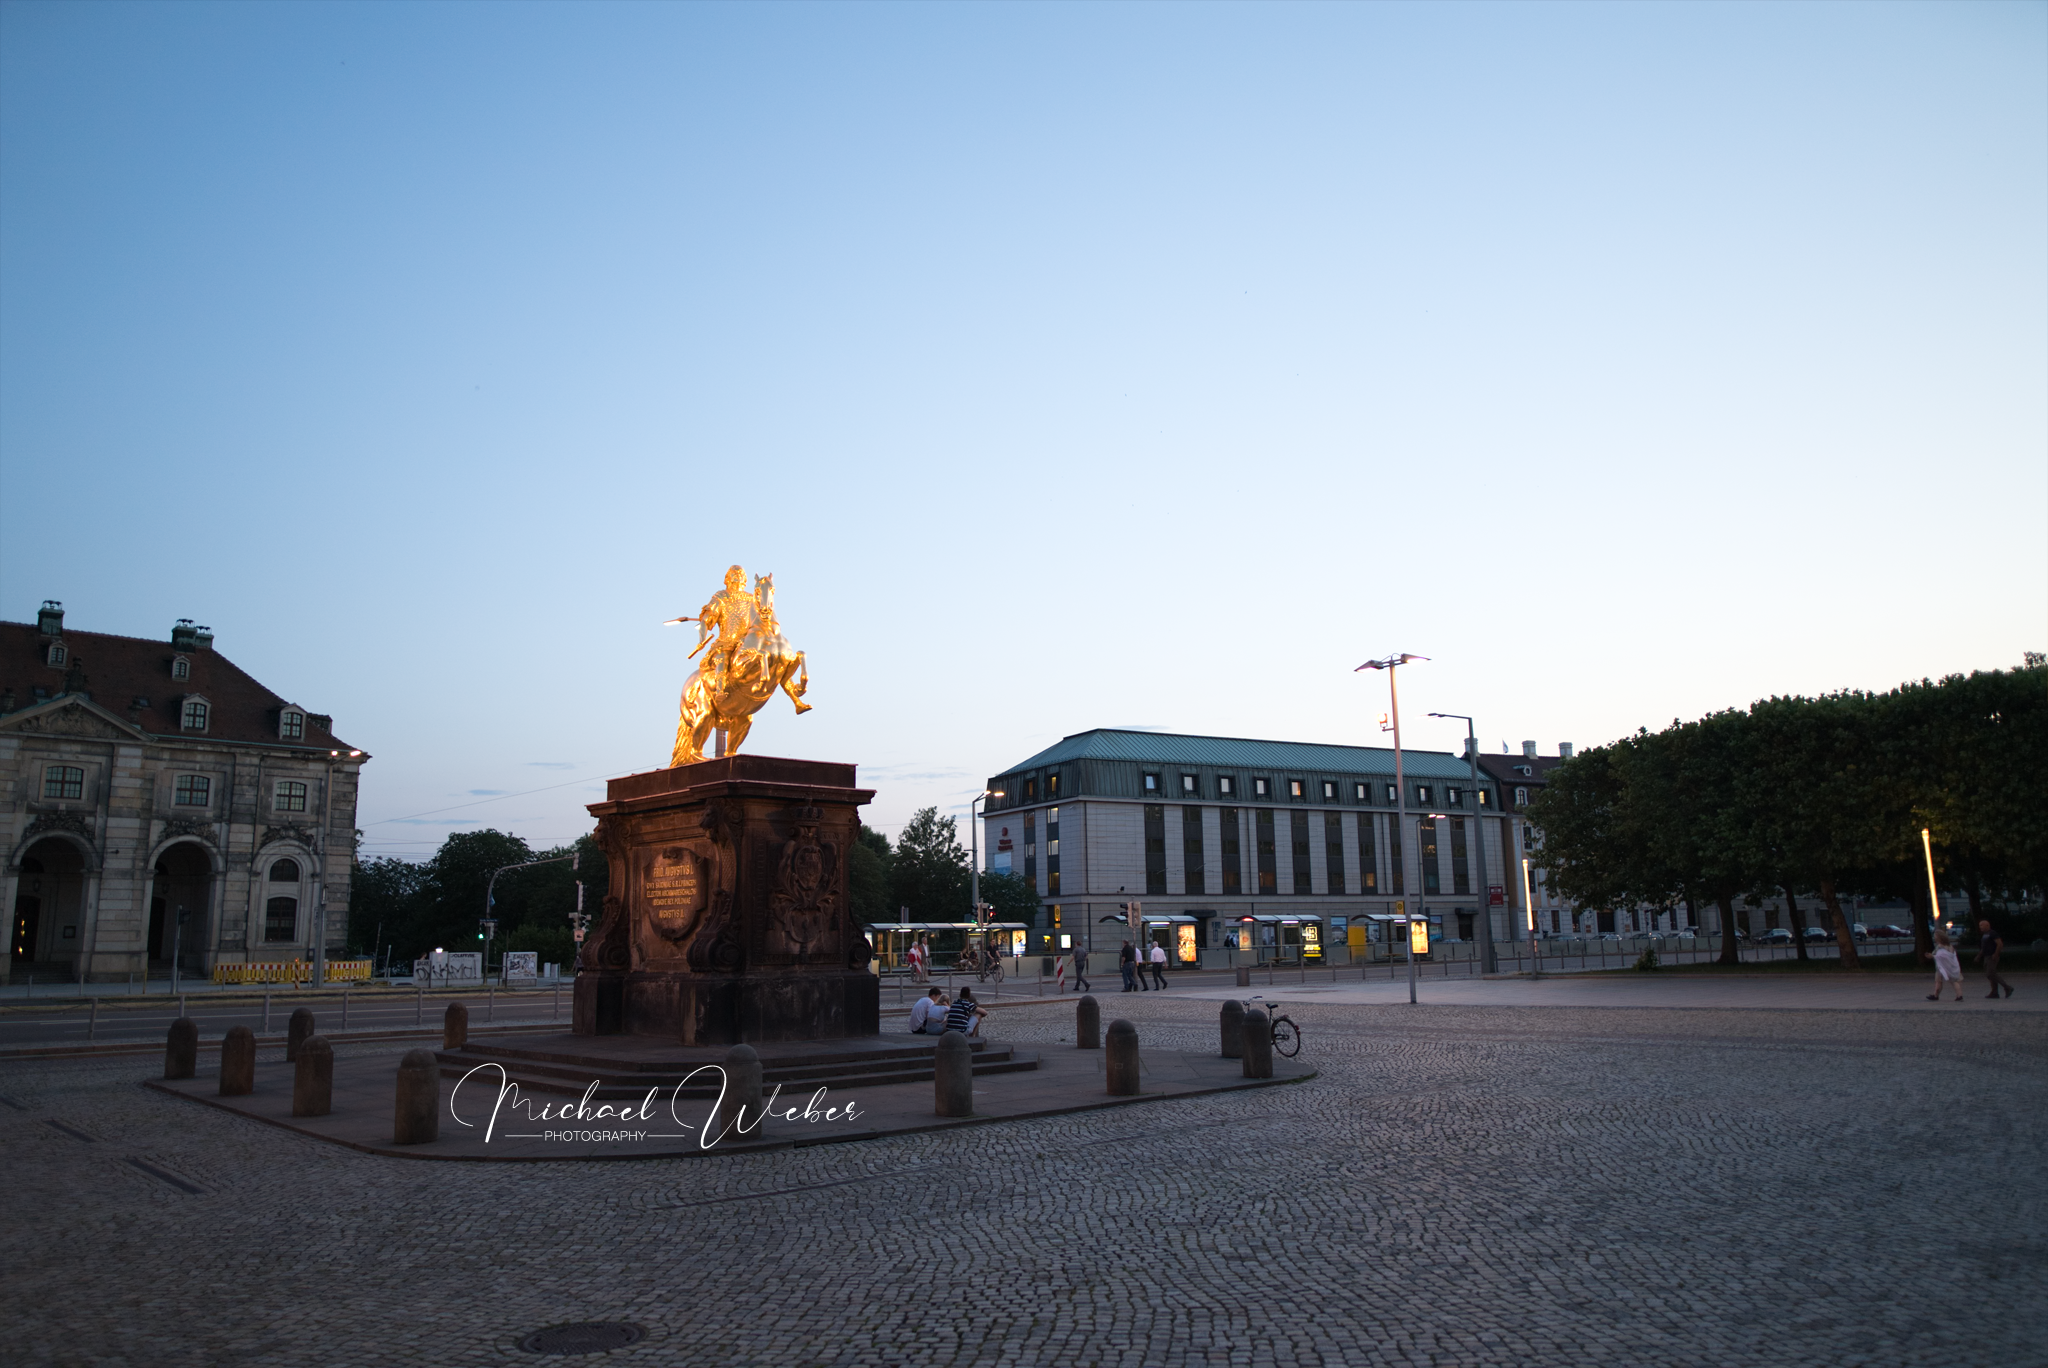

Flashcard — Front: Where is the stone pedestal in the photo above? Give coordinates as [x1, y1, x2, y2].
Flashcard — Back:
[574, 755, 879, 1046]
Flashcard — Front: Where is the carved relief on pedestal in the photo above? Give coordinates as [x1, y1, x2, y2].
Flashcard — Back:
[765, 806, 842, 965]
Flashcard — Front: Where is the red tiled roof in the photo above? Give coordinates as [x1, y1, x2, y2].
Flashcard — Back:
[0, 620, 361, 755]
[1477, 753, 1567, 786]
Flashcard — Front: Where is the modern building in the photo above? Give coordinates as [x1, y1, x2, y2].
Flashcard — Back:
[1, 601, 366, 984]
[981, 728, 1553, 964]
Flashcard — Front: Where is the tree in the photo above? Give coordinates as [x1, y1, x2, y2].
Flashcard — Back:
[848, 824, 894, 925]
[977, 868, 1040, 925]
[889, 807, 971, 921]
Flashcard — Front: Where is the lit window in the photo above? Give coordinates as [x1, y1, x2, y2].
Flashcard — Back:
[1354, 782, 1368, 801]
[1180, 774, 1197, 794]
[46, 643, 67, 667]
[1448, 787, 1463, 806]
[1024, 777, 1038, 801]
[270, 858, 301, 882]
[174, 774, 211, 806]
[280, 711, 305, 741]
[43, 766, 84, 800]
[275, 780, 309, 812]
[1416, 785, 1433, 805]
[181, 699, 209, 731]
[1254, 778, 1269, 797]
[1047, 772, 1060, 796]
[1321, 781, 1336, 801]
[1142, 772, 1159, 793]
[1218, 776, 1235, 796]
[1289, 780, 1305, 799]
[171, 656, 190, 681]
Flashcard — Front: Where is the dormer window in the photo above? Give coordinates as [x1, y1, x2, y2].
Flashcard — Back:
[280, 710, 305, 741]
[1142, 772, 1160, 793]
[181, 698, 209, 731]
[46, 643, 67, 667]
[171, 656, 191, 682]
[1515, 786, 1530, 807]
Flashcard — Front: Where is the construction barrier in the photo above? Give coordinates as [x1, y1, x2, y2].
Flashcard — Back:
[211, 959, 372, 985]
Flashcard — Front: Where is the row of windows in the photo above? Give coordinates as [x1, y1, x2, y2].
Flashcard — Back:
[1016, 772, 1061, 802]
[42, 765, 309, 811]
[1137, 805, 1477, 898]
[169, 697, 305, 739]
[1139, 771, 1491, 809]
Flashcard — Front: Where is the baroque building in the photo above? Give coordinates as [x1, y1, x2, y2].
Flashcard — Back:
[1, 601, 365, 984]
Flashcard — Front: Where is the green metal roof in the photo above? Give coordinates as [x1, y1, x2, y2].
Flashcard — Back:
[997, 729, 1477, 780]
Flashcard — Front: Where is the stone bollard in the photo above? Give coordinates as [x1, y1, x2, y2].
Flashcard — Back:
[1219, 999, 1245, 1059]
[443, 1001, 468, 1049]
[1235, 965, 1252, 988]
[712, 1044, 764, 1145]
[164, 1018, 198, 1080]
[933, 1030, 974, 1117]
[293, 1036, 334, 1117]
[393, 1049, 440, 1144]
[1105, 1019, 1140, 1096]
[286, 1007, 316, 1062]
[219, 1025, 256, 1096]
[1241, 1007, 1273, 1079]
[1075, 994, 1101, 1049]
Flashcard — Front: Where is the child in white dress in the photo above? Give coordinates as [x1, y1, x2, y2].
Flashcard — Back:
[1927, 932, 1964, 1002]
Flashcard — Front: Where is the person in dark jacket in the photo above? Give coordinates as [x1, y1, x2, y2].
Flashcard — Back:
[1978, 920, 2014, 999]
[1119, 940, 1139, 992]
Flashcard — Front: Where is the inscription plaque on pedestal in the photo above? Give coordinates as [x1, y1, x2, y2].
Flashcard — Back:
[573, 755, 878, 1045]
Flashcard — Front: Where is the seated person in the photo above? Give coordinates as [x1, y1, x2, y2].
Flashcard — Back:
[943, 987, 987, 1037]
[908, 987, 945, 1033]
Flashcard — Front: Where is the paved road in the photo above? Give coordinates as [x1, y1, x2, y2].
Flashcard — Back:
[0, 989, 573, 1047]
[4, 983, 2041, 1367]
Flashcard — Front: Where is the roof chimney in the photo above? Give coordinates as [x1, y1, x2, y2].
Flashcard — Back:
[1521, 740, 1537, 759]
[171, 619, 212, 651]
[1559, 743, 1575, 760]
[37, 600, 63, 635]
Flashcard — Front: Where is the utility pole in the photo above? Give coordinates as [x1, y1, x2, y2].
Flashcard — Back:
[1429, 712, 1496, 974]
[1357, 653, 1428, 1004]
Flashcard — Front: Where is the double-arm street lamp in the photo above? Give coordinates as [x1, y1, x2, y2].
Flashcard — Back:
[1427, 711, 1497, 975]
[1357, 653, 1427, 1004]
[968, 788, 1004, 945]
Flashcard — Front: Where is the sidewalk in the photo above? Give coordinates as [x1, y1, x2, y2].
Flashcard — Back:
[1171, 971, 2045, 1012]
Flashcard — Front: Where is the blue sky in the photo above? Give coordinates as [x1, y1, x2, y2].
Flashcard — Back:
[3, 1, 2042, 858]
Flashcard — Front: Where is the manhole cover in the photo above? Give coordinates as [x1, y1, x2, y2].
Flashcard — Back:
[518, 1322, 645, 1355]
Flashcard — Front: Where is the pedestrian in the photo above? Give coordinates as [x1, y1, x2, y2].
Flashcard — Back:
[1149, 940, 1168, 990]
[1119, 940, 1138, 993]
[944, 986, 987, 1037]
[1070, 944, 1091, 993]
[1927, 932, 1965, 1002]
[907, 938, 927, 984]
[908, 987, 945, 1033]
[1978, 920, 2014, 999]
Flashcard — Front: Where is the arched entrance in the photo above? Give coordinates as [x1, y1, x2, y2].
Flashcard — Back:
[149, 842, 212, 978]
[13, 839, 87, 975]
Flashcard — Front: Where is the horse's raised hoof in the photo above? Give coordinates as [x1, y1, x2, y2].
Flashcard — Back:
[792, 702, 813, 714]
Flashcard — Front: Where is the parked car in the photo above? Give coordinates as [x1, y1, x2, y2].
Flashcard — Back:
[1851, 923, 1870, 940]
[1801, 926, 1832, 943]
[1866, 924, 1912, 940]
[1756, 928, 1794, 945]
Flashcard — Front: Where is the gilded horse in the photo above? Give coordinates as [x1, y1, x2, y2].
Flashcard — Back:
[670, 571, 810, 766]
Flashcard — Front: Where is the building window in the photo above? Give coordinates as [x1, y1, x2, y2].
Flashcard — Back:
[1385, 783, 1398, 804]
[1448, 787, 1463, 807]
[1182, 806, 1205, 895]
[1142, 772, 1160, 794]
[1025, 777, 1038, 801]
[43, 766, 84, 800]
[171, 656, 191, 681]
[1451, 818, 1471, 895]
[1289, 779, 1304, 799]
[1360, 813, 1378, 892]
[1046, 806, 1060, 895]
[1415, 784, 1433, 807]
[1291, 812, 1312, 893]
[1254, 777, 1269, 798]
[1324, 811, 1346, 896]
[1255, 809, 1277, 894]
[181, 699, 209, 731]
[1321, 781, 1336, 801]
[275, 780, 309, 813]
[1515, 786, 1529, 807]
[1219, 807, 1242, 895]
[173, 774, 211, 807]
[280, 710, 305, 741]
[1047, 772, 1060, 797]
[1354, 782, 1368, 802]
[47, 643, 67, 667]
[1144, 805, 1167, 895]
[1180, 774, 1197, 795]
[264, 897, 298, 943]
[1024, 812, 1037, 886]
[1420, 818, 1441, 895]
[270, 858, 301, 883]
[1478, 787, 1490, 807]
[1218, 776, 1235, 796]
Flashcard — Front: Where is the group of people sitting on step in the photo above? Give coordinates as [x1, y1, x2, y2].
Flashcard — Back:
[908, 986, 987, 1037]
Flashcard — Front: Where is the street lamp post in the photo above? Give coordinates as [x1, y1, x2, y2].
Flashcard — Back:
[1428, 711, 1496, 975]
[969, 789, 1003, 950]
[1357, 653, 1428, 1005]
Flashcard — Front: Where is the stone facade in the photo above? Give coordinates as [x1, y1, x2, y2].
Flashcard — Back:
[0, 602, 365, 984]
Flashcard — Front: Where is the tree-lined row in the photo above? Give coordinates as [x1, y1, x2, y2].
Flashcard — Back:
[1525, 663, 2045, 966]
[347, 804, 1039, 968]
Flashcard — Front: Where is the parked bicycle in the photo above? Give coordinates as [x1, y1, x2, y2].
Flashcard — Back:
[1245, 995, 1302, 1057]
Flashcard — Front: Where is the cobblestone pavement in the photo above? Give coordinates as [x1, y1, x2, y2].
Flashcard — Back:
[5, 994, 2042, 1368]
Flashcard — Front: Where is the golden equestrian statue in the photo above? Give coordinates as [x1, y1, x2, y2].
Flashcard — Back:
[663, 565, 810, 766]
